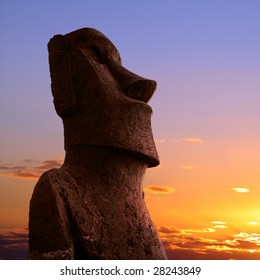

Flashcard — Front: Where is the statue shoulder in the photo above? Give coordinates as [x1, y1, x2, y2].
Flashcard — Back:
[29, 168, 74, 259]
[32, 167, 74, 194]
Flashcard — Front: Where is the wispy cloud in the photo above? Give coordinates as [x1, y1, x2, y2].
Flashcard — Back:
[248, 221, 259, 225]
[211, 221, 228, 229]
[182, 228, 216, 234]
[37, 160, 63, 170]
[157, 225, 260, 260]
[181, 165, 194, 170]
[2, 225, 259, 260]
[0, 228, 28, 260]
[0, 159, 63, 179]
[154, 137, 205, 144]
[232, 187, 250, 193]
[145, 185, 175, 194]
[182, 138, 205, 144]
[212, 221, 227, 224]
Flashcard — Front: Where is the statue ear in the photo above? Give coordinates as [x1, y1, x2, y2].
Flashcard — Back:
[48, 35, 77, 118]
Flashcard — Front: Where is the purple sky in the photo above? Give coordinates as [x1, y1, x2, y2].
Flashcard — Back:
[1, 1, 260, 161]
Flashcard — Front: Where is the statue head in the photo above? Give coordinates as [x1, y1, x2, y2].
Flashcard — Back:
[48, 28, 159, 167]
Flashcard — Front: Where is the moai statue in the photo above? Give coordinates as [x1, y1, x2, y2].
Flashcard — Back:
[28, 28, 167, 260]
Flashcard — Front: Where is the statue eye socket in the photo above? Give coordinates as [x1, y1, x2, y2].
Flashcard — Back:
[89, 46, 104, 64]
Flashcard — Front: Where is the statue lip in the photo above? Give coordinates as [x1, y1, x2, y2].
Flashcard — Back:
[124, 95, 153, 112]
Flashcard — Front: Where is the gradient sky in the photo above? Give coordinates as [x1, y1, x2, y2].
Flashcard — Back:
[1, 0, 260, 259]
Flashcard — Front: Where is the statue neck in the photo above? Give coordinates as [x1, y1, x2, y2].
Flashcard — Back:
[63, 146, 147, 193]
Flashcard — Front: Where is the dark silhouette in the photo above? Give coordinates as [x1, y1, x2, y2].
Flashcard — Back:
[28, 28, 167, 259]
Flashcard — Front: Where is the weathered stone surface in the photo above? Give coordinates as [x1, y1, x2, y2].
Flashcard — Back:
[28, 28, 167, 259]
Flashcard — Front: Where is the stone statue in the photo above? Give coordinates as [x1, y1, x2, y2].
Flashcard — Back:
[28, 28, 167, 260]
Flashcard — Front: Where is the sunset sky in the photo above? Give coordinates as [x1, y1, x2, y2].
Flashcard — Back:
[1, 0, 260, 259]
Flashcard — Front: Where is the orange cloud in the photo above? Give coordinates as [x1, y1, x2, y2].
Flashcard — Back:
[14, 170, 40, 179]
[213, 225, 228, 229]
[37, 160, 63, 170]
[234, 232, 260, 245]
[157, 226, 180, 235]
[0, 159, 63, 179]
[157, 225, 260, 260]
[232, 187, 250, 193]
[182, 228, 216, 234]
[181, 165, 193, 170]
[211, 221, 228, 229]
[212, 221, 227, 224]
[182, 138, 205, 144]
[145, 185, 175, 194]
[248, 221, 259, 225]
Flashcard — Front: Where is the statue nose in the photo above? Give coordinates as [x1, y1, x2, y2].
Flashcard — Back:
[125, 79, 156, 103]
[104, 56, 157, 103]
